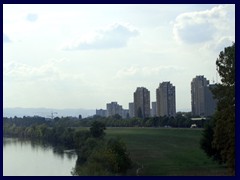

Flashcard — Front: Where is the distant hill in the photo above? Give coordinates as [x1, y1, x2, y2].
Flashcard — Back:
[3, 108, 96, 118]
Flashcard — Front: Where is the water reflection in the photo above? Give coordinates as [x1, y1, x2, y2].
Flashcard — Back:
[3, 137, 77, 160]
[3, 137, 77, 176]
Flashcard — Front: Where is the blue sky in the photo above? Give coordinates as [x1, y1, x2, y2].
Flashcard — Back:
[3, 4, 235, 111]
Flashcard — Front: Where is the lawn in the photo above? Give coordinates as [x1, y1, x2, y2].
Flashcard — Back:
[105, 127, 227, 176]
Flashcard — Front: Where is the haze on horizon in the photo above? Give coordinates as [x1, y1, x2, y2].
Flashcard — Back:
[3, 4, 235, 111]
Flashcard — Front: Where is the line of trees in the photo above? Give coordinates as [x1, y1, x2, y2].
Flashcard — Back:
[96, 112, 205, 128]
[4, 112, 208, 129]
[200, 43, 235, 175]
[4, 121, 76, 148]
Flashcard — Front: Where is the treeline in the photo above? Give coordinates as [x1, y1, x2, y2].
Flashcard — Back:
[85, 112, 209, 128]
[3, 112, 208, 129]
[90, 112, 199, 128]
[3, 118, 132, 175]
[3, 116, 81, 128]
[4, 123, 76, 148]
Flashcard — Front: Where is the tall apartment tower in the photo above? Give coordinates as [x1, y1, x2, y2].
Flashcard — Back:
[96, 109, 107, 117]
[151, 102, 157, 117]
[106, 102, 123, 117]
[129, 102, 135, 118]
[156, 82, 176, 117]
[134, 87, 150, 118]
[191, 75, 217, 117]
[204, 84, 217, 116]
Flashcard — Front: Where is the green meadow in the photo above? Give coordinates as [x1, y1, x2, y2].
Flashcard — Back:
[105, 127, 227, 176]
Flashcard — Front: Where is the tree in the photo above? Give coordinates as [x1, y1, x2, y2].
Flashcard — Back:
[75, 138, 132, 175]
[200, 120, 222, 163]
[79, 115, 82, 120]
[202, 43, 235, 175]
[112, 114, 122, 120]
[90, 121, 106, 138]
[213, 43, 235, 175]
[106, 138, 132, 174]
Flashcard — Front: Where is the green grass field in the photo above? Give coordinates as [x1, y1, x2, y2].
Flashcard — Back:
[105, 127, 227, 176]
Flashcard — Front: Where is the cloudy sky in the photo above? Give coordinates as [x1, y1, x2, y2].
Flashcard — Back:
[3, 4, 235, 111]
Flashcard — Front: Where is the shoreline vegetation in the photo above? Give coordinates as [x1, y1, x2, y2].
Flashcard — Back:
[3, 116, 227, 176]
[3, 119, 132, 176]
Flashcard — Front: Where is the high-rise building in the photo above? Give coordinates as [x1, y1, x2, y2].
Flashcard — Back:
[106, 102, 123, 117]
[134, 87, 150, 118]
[191, 75, 217, 117]
[151, 102, 157, 117]
[96, 109, 107, 117]
[204, 84, 217, 116]
[156, 82, 176, 117]
[129, 102, 135, 118]
[122, 109, 129, 119]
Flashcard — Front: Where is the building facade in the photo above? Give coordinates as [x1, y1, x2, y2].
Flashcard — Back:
[151, 102, 157, 117]
[191, 76, 217, 117]
[96, 109, 107, 117]
[156, 82, 176, 117]
[122, 109, 129, 119]
[134, 87, 150, 118]
[204, 84, 217, 116]
[106, 102, 123, 117]
[129, 102, 135, 118]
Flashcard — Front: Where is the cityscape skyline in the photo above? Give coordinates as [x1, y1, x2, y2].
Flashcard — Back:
[96, 75, 216, 118]
[3, 4, 235, 111]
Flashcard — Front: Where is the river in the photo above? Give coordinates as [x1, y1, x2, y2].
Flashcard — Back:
[3, 137, 78, 176]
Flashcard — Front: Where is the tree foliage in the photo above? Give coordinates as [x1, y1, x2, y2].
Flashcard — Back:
[200, 120, 222, 163]
[200, 43, 235, 175]
[106, 138, 132, 173]
[213, 43, 235, 175]
[73, 138, 132, 176]
[90, 121, 106, 138]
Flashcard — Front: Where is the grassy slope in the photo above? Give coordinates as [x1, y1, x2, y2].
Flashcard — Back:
[105, 127, 227, 176]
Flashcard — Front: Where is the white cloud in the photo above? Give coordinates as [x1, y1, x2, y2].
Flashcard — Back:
[61, 22, 139, 50]
[3, 33, 11, 43]
[173, 5, 234, 45]
[115, 66, 185, 79]
[4, 62, 59, 82]
[3, 58, 82, 82]
[26, 13, 38, 22]
[213, 36, 234, 52]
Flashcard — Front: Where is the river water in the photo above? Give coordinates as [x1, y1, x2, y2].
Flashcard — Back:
[3, 137, 78, 176]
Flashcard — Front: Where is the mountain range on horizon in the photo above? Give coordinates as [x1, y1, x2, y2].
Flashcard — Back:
[3, 107, 191, 119]
[3, 107, 96, 118]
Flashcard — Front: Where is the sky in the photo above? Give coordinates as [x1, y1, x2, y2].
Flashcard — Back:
[3, 4, 235, 111]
